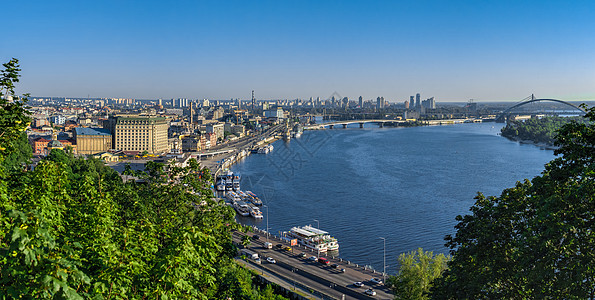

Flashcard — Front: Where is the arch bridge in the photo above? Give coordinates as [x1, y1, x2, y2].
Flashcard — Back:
[496, 96, 586, 122]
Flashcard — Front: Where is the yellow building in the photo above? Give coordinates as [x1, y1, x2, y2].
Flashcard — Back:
[114, 116, 168, 154]
[74, 127, 112, 155]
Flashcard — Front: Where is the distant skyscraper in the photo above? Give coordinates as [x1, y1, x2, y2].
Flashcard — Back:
[376, 97, 385, 110]
[251, 90, 255, 111]
[358, 96, 363, 108]
[415, 93, 421, 108]
[410, 96, 414, 109]
[404, 100, 409, 109]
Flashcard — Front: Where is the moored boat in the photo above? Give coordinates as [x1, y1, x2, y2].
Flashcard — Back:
[287, 225, 339, 253]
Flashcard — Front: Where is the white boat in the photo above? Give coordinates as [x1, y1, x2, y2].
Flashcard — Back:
[216, 175, 226, 191]
[248, 203, 263, 219]
[287, 225, 339, 253]
[245, 191, 262, 206]
[232, 173, 241, 191]
[257, 144, 274, 154]
[226, 191, 241, 202]
[233, 200, 250, 217]
[225, 171, 233, 191]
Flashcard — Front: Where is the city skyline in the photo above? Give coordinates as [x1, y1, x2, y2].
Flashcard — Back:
[4, 0, 595, 102]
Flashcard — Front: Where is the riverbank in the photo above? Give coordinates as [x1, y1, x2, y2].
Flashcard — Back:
[501, 135, 559, 150]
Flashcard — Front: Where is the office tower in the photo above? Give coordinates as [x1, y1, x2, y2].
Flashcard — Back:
[358, 96, 363, 108]
[410, 96, 415, 109]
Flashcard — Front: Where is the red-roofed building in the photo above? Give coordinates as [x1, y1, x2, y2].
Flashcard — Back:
[31, 137, 77, 155]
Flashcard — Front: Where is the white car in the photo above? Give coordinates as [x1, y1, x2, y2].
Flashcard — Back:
[308, 256, 318, 261]
[266, 257, 276, 264]
[365, 288, 376, 296]
[354, 281, 364, 288]
[370, 277, 383, 284]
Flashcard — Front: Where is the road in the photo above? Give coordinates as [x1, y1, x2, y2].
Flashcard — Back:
[199, 124, 284, 171]
[234, 230, 394, 300]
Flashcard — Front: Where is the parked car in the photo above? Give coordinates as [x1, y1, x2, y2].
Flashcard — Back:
[365, 288, 376, 296]
[354, 281, 364, 288]
[266, 257, 276, 264]
[370, 277, 383, 284]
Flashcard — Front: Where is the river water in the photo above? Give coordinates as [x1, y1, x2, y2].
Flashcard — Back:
[231, 122, 555, 273]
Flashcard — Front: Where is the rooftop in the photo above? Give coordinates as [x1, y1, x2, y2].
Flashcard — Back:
[75, 127, 111, 136]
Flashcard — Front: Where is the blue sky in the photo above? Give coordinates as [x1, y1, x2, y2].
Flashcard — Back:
[3, 0, 595, 102]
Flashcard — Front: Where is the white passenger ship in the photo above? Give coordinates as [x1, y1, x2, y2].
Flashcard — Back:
[287, 225, 339, 253]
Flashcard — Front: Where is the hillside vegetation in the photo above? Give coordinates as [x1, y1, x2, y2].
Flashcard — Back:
[0, 58, 286, 299]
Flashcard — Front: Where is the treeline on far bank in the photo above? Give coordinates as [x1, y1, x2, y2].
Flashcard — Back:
[500, 115, 592, 145]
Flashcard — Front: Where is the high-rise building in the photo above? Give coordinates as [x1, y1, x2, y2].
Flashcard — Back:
[113, 116, 168, 154]
[376, 97, 385, 110]
[410, 96, 415, 109]
[358, 96, 363, 108]
[415, 93, 421, 108]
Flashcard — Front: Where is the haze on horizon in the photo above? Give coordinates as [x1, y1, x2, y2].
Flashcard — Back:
[4, 0, 595, 102]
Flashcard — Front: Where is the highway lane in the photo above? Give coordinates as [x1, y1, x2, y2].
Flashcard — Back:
[234, 230, 393, 300]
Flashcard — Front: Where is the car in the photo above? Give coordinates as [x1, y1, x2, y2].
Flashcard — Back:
[370, 277, 383, 285]
[254, 258, 261, 264]
[331, 263, 340, 269]
[354, 281, 364, 288]
[308, 256, 318, 261]
[266, 257, 276, 264]
[365, 288, 376, 296]
[299, 252, 307, 258]
[340, 268, 346, 273]
[275, 244, 283, 248]
[318, 257, 330, 265]
[283, 246, 292, 251]
[252, 234, 260, 240]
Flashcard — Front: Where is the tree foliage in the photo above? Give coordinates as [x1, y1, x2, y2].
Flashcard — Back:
[0, 59, 287, 299]
[500, 115, 591, 145]
[432, 105, 595, 299]
[387, 248, 449, 300]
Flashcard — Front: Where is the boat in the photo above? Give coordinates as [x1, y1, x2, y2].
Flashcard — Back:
[233, 173, 241, 191]
[256, 144, 274, 154]
[248, 203, 263, 219]
[233, 200, 250, 217]
[245, 191, 263, 206]
[225, 171, 233, 191]
[226, 191, 241, 202]
[286, 225, 339, 253]
[215, 175, 226, 191]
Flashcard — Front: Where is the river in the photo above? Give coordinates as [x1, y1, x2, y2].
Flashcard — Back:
[231, 122, 555, 273]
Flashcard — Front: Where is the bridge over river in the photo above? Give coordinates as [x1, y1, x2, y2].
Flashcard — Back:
[304, 118, 486, 130]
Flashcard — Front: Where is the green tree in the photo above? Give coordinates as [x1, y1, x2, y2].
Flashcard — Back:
[432, 105, 595, 299]
[0, 58, 288, 299]
[387, 248, 449, 300]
